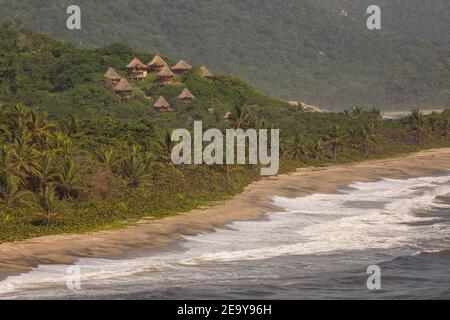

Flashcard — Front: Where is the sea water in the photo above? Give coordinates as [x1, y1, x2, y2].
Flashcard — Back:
[0, 171, 449, 299]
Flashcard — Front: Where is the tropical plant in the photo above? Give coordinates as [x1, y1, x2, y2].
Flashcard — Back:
[327, 125, 347, 160]
[229, 104, 251, 129]
[26, 109, 54, 147]
[119, 146, 152, 188]
[58, 113, 82, 137]
[358, 122, 380, 154]
[0, 175, 29, 205]
[288, 133, 310, 160]
[55, 156, 81, 199]
[28, 186, 62, 226]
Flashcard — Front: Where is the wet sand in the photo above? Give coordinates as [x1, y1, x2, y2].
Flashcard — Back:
[1, 148, 449, 276]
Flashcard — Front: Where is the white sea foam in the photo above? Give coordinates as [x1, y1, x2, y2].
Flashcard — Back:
[1, 171, 449, 298]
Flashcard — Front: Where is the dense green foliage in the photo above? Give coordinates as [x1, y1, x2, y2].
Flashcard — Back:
[1, 0, 449, 110]
[0, 28, 449, 243]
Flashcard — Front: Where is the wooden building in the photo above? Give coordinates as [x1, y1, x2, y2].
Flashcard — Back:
[114, 78, 133, 102]
[156, 65, 174, 85]
[200, 66, 214, 80]
[148, 55, 168, 72]
[104, 67, 122, 86]
[172, 59, 192, 73]
[153, 96, 173, 113]
[178, 88, 195, 103]
[127, 57, 148, 80]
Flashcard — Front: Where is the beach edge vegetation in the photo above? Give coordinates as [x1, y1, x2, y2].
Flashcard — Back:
[0, 27, 449, 243]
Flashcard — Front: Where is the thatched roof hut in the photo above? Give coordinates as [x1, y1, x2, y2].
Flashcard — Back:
[172, 59, 192, 73]
[153, 96, 172, 112]
[157, 65, 174, 78]
[127, 57, 148, 80]
[200, 66, 214, 80]
[127, 57, 147, 69]
[104, 67, 122, 86]
[148, 55, 168, 71]
[156, 65, 174, 85]
[178, 88, 195, 102]
[104, 67, 121, 80]
[114, 78, 133, 102]
[114, 78, 132, 92]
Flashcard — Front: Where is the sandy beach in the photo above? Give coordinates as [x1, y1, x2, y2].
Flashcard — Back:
[1, 147, 450, 276]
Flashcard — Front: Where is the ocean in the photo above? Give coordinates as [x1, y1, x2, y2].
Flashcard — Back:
[0, 171, 449, 299]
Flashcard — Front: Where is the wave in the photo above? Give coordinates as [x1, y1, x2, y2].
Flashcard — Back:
[1, 172, 449, 298]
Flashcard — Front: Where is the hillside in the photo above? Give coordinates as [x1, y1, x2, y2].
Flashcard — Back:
[0, 26, 289, 126]
[0, 27, 449, 242]
[318, 0, 450, 43]
[1, 0, 449, 110]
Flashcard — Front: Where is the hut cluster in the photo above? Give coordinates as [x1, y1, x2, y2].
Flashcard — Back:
[103, 55, 215, 113]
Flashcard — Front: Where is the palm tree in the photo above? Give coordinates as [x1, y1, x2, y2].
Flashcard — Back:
[96, 147, 121, 172]
[229, 104, 251, 129]
[310, 138, 325, 161]
[55, 156, 81, 199]
[33, 151, 57, 192]
[10, 138, 39, 176]
[327, 125, 347, 160]
[409, 109, 426, 145]
[359, 122, 380, 154]
[29, 186, 62, 226]
[120, 146, 152, 188]
[157, 129, 174, 162]
[0, 145, 20, 181]
[58, 113, 82, 137]
[26, 109, 54, 148]
[441, 119, 449, 141]
[52, 131, 75, 156]
[0, 175, 29, 205]
[288, 133, 310, 160]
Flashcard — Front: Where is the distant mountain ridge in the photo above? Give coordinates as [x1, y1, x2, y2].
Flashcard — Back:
[0, 0, 449, 110]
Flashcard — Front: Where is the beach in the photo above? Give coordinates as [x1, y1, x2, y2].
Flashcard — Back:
[1, 147, 450, 278]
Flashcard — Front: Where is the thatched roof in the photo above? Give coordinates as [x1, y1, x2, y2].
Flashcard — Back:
[154, 96, 171, 108]
[114, 78, 133, 92]
[104, 67, 122, 80]
[172, 59, 192, 71]
[178, 88, 195, 100]
[127, 57, 147, 69]
[157, 65, 174, 78]
[148, 55, 168, 67]
[200, 66, 214, 78]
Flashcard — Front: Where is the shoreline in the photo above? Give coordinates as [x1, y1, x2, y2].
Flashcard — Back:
[1, 147, 450, 276]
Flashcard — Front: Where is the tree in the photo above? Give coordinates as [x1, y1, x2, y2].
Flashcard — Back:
[119, 146, 152, 188]
[95, 147, 121, 172]
[288, 133, 310, 160]
[409, 109, 426, 145]
[0, 175, 29, 205]
[29, 186, 62, 226]
[327, 125, 347, 160]
[55, 156, 81, 199]
[26, 109, 55, 148]
[310, 138, 325, 161]
[33, 151, 57, 192]
[229, 104, 251, 129]
[359, 122, 380, 154]
[58, 114, 82, 137]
